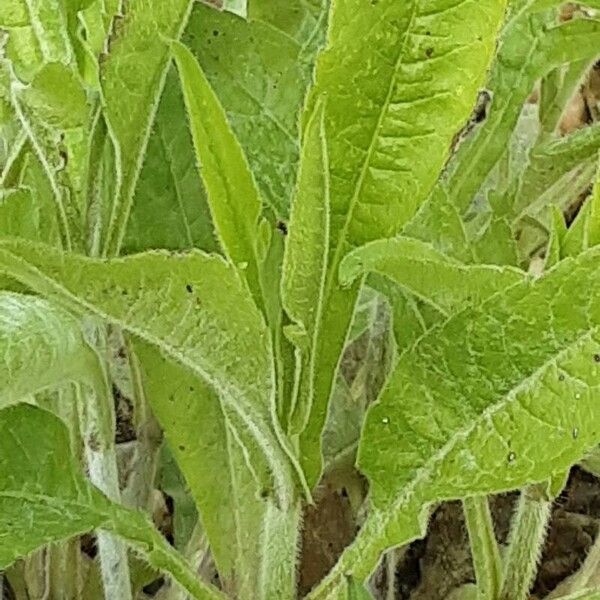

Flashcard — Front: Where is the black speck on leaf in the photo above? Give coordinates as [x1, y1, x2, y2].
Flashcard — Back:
[425, 47, 434, 58]
[277, 221, 288, 235]
[594, 354, 600, 363]
[178, 445, 186, 452]
[558, 374, 565, 381]
[213, 30, 219, 37]
[186, 283, 193, 294]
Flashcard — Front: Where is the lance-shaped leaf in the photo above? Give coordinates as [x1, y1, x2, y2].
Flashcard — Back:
[0, 403, 226, 600]
[124, 68, 217, 254]
[136, 343, 300, 599]
[101, 0, 193, 256]
[435, 10, 600, 214]
[0, 292, 99, 404]
[0, 239, 304, 505]
[299, 0, 508, 487]
[281, 101, 329, 435]
[309, 245, 600, 598]
[514, 122, 600, 220]
[183, 0, 329, 219]
[340, 237, 524, 317]
[172, 41, 263, 303]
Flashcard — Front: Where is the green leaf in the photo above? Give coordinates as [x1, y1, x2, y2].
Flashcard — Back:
[340, 237, 524, 317]
[514, 122, 600, 221]
[137, 343, 301, 599]
[0, 403, 113, 568]
[346, 577, 374, 600]
[0, 239, 305, 505]
[539, 59, 591, 137]
[0, 0, 28, 28]
[299, 0, 508, 487]
[0, 292, 99, 404]
[0, 403, 226, 600]
[123, 68, 217, 254]
[172, 41, 263, 303]
[10, 61, 91, 250]
[309, 245, 600, 597]
[184, 0, 329, 218]
[100, 0, 193, 256]
[222, 0, 246, 17]
[472, 190, 520, 267]
[436, 10, 600, 214]
[281, 100, 329, 435]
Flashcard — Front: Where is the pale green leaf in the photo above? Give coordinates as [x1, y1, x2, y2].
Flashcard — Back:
[137, 343, 300, 599]
[0, 0, 28, 27]
[539, 59, 591, 137]
[184, 0, 328, 218]
[0, 239, 304, 505]
[222, 0, 246, 17]
[544, 206, 567, 269]
[514, 122, 600, 220]
[436, 10, 600, 214]
[309, 245, 600, 598]
[340, 237, 524, 317]
[0, 403, 226, 600]
[17, 62, 88, 130]
[172, 41, 263, 303]
[100, 0, 193, 256]
[346, 577, 374, 600]
[301, 0, 508, 488]
[0, 292, 99, 404]
[403, 186, 473, 263]
[281, 100, 329, 435]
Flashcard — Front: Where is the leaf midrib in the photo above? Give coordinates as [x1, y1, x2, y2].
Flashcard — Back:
[323, 0, 419, 300]
[368, 327, 598, 545]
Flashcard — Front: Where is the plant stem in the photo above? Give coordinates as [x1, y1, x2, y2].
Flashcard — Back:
[78, 322, 133, 600]
[463, 496, 502, 600]
[120, 337, 162, 510]
[160, 522, 214, 600]
[499, 483, 552, 600]
[111, 511, 227, 600]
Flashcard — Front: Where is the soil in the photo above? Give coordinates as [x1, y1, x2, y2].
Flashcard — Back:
[298, 468, 600, 599]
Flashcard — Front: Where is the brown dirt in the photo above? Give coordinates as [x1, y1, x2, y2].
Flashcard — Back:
[298, 468, 600, 599]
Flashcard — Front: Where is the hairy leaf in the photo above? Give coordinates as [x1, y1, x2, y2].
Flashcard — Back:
[0, 240, 304, 505]
[281, 100, 329, 435]
[514, 122, 600, 220]
[299, 0, 508, 487]
[0, 403, 225, 600]
[340, 237, 524, 317]
[310, 245, 600, 597]
[100, 0, 193, 256]
[184, 0, 328, 218]
[137, 343, 300, 599]
[123, 69, 217, 254]
[172, 41, 263, 304]
[437, 10, 600, 213]
[0, 292, 99, 404]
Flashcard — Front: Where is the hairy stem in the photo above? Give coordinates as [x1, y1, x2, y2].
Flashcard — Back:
[499, 484, 552, 600]
[110, 512, 227, 600]
[78, 323, 133, 600]
[463, 496, 502, 600]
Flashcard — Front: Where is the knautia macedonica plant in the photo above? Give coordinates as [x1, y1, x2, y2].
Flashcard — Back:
[1, 0, 600, 599]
